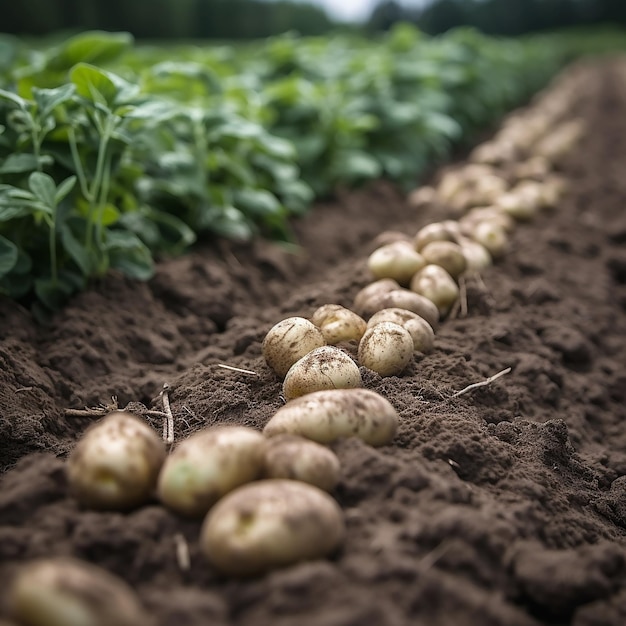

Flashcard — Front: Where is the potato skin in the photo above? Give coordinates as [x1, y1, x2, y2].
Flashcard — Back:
[264, 388, 399, 446]
[358, 322, 414, 377]
[367, 308, 435, 353]
[420, 240, 467, 279]
[200, 479, 345, 577]
[353, 279, 400, 313]
[282, 346, 362, 401]
[8, 557, 153, 626]
[309, 304, 367, 344]
[367, 241, 426, 285]
[262, 434, 340, 492]
[410, 264, 460, 316]
[358, 288, 440, 328]
[66, 410, 166, 511]
[262, 317, 326, 378]
[157, 426, 266, 517]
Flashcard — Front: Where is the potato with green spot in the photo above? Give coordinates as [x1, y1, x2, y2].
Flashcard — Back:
[157, 426, 266, 517]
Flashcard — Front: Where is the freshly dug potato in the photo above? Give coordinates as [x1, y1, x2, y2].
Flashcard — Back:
[460, 207, 515, 234]
[66, 411, 166, 511]
[200, 479, 345, 577]
[457, 237, 492, 273]
[496, 190, 539, 221]
[367, 308, 435, 353]
[310, 304, 367, 344]
[358, 322, 414, 377]
[420, 240, 467, 279]
[367, 241, 426, 285]
[470, 221, 508, 258]
[8, 557, 152, 626]
[264, 388, 399, 446]
[514, 156, 551, 181]
[263, 434, 340, 492]
[357, 288, 440, 328]
[541, 175, 566, 207]
[410, 264, 460, 317]
[369, 230, 412, 250]
[262, 317, 326, 378]
[157, 426, 266, 517]
[353, 278, 400, 313]
[282, 346, 362, 401]
[407, 185, 436, 208]
[413, 220, 460, 252]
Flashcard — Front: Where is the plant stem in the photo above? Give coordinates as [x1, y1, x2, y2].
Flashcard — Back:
[85, 119, 111, 251]
[67, 127, 91, 201]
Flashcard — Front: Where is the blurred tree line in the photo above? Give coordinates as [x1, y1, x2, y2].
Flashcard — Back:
[370, 0, 626, 35]
[3, 0, 626, 39]
[0, 0, 335, 38]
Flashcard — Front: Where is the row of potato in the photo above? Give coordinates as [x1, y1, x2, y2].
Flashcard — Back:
[1, 68, 586, 626]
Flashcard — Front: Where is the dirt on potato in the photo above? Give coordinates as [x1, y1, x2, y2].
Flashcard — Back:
[1, 58, 626, 625]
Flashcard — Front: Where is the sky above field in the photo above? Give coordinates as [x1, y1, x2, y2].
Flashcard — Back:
[289, 0, 432, 22]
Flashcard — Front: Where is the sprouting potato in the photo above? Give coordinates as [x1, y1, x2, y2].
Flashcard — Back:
[8, 557, 152, 626]
[470, 220, 508, 258]
[413, 221, 460, 252]
[66, 410, 166, 511]
[200, 479, 345, 577]
[310, 304, 367, 344]
[282, 346, 362, 401]
[157, 426, 266, 517]
[353, 278, 400, 313]
[420, 240, 467, 279]
[457, 236, 492, 273]
[367, 308, 435, 353]
[367, 241, 426, 285]
[263, 388, 399, 446]
[410, 264, 460, 317]
[263, 434, 340, 492]
[358, 321, 414, 377]
[356, 287, 440, 328]
[262, 317, 326, 378]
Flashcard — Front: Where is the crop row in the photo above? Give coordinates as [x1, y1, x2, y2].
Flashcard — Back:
[0, 27, 619, 316]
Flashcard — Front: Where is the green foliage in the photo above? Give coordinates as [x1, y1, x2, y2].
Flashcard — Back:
[0, 27, 619, 315]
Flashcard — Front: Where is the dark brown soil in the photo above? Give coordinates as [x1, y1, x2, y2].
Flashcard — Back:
[1, 58, 626, 626]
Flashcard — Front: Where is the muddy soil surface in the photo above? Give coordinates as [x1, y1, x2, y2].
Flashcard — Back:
[1, 59, 626, 625]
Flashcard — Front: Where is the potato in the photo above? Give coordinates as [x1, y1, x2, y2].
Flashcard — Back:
[357, 288, 440, 328]
[410, 264, 460, 317]
[358, 322, 414, 377]
[457, 236, 492, 273]
[367, 241, 426, 285]
[263, 388, 399, 446]
[200, 479, 345, 577]
[263, 434, 340, 492]
[66, 410, 166, 511]
[470, 221, 508, 258]
[262, 317, 326, 378]
[282, 346, 362, 401]
[420, 240, 467, 279]
[367, 308, 435, 353]
[369, 230, 412, 250]
[407, 185, 436, 208]
[157, 426, 266, 517]
[496, 191, 539, 221]
[8, 557, 152, 626]
[413, 221, 460, 252]
[310, 304, 367, 344]
[460, 207, 515, 234]
[353, 278, 400, 313]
